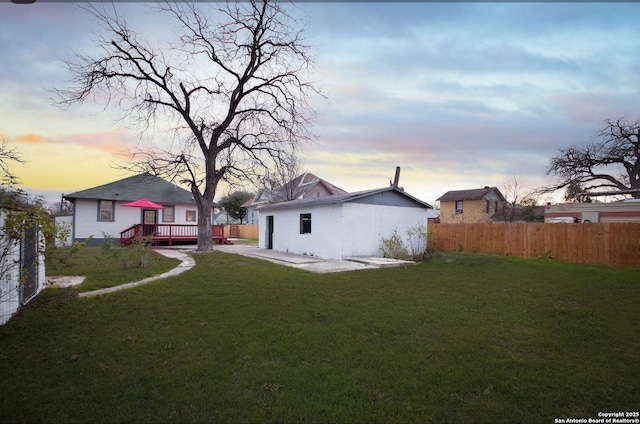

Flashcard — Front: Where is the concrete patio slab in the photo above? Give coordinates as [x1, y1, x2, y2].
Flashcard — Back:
[47, 275, 86, 288]
[344, 256, 415, 268]
[209, 245, 413, 273]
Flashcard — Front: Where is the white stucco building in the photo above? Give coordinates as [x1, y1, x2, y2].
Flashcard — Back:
[258, 187, 433, 260]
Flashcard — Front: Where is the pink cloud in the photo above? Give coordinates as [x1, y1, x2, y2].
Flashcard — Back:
[11, 131, 130, 157]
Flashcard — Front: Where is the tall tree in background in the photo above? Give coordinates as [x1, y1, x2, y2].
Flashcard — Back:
[497, 175, 538, 223]
[218, 190, 253, 224]
[55, 1, 319, 251]
[257, 155, 307, 202]
[545, 118, 640, 199]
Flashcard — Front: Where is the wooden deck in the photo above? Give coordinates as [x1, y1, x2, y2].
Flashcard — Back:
[120, 224, 232, 246]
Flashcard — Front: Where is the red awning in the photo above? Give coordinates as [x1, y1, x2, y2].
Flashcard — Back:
[121, 199, 165, 209]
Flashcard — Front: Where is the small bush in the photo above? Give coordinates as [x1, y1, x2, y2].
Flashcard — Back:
[47, 236, 92, 268]
[100, 232, 153, 269]
[380, 229, 407, 259]
[380, 225, 436, 262]
[406, 224, 431, 261]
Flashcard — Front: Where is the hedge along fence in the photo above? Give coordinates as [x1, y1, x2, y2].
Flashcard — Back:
[428, 223, 640, 268]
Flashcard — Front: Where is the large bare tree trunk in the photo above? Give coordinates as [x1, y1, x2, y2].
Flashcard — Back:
[54, 1, 320, 252]
[197, 201, 213, 252]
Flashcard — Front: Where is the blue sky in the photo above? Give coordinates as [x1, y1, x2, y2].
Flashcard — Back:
[2, 1, 640, 206]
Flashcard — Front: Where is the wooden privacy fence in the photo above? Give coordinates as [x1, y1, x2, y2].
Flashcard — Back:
[428, 223, 640, 268]
[224, 224, 259, 240]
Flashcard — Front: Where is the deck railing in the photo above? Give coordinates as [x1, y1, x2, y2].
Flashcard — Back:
[120, 224, 227, 246]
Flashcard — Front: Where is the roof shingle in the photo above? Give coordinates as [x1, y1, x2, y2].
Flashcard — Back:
[437, 187, 506, 202]
[64, 173, 195, 204]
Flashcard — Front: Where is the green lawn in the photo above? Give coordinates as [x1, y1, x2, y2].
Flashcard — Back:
[46, 245, 181, 292]
[1, 251, 638, 423]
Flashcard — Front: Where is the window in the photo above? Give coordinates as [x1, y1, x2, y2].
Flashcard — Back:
[455, 200, 463, 214]
[486, 200, 490, 213]
[186, 210, 197, 222]
[300, 213, 312, 234]
[162, 206, 175, 222]
[98, 200, 114, 221]
[495, 201, 498, 213]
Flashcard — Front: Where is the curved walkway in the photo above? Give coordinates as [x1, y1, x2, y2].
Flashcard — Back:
[78, 249, 195, 298]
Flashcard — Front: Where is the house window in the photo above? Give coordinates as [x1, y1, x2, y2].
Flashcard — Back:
[455, 200, 463, 214]
[186, 210, 196, 222]
[486, 200, 490, 213]
[495, 201, 498, 213]
[162, 206, 175, 222]
[98, 200, 114, 221]
[300, 213, 312, 234]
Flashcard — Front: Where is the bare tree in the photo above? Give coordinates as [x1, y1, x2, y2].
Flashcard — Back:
[257, 154, 307, 202]
[497, 175, 537, 223]
[0, 140, 24, 187]
[55, 1, 319, 251]
[545, 118, 640, 199]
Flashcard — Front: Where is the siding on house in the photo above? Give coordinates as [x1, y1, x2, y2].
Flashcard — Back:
[64, 174, 207, 244]
[71, 199, 201, 242]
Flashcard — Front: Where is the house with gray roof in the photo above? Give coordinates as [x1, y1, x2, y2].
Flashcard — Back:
[258, 186, 433, 260]
[63, 173, 212, 245]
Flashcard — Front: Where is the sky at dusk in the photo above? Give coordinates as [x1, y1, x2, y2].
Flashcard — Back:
[2, 1, 640, 207]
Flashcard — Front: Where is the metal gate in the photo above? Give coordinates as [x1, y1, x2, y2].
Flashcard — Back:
[20, 224, 39, 305]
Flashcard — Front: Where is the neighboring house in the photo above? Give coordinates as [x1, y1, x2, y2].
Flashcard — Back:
[213, 207, 232, 225]
[490, 205, 545, 223]
[243, 173, 347, 225]
[0, 201, 45, 326]
[544, 199, 640, 223]
[258, 186, 433, 260]
[64, 173, 208, 244]
[437, 186, 506, 224]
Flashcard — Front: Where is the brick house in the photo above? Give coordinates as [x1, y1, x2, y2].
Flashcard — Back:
[437, 186, 506, 223]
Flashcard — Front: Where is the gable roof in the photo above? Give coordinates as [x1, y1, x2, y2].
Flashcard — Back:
[64, 173, 195, 204]
[259, 186, 433, 212]
[244, 172, 347, 207]
[437, 186, 506, 202]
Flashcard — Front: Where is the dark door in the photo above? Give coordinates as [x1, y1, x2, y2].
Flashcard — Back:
[266, 216, 274, 250]
[143, 209, 157, 236]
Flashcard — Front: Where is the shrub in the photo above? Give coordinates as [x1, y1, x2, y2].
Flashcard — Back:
[406, 224, 431, 261]
[100, 232, 153, 269]
[380, 229, 407, 259]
